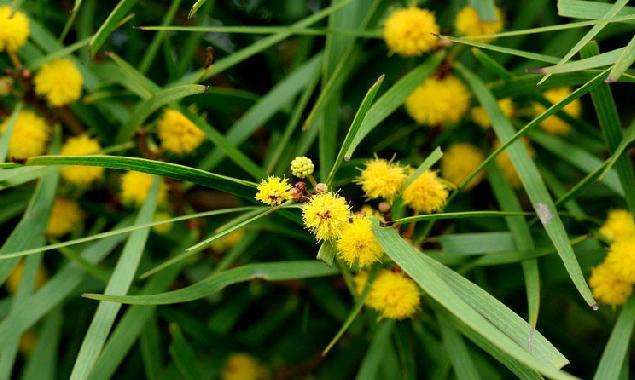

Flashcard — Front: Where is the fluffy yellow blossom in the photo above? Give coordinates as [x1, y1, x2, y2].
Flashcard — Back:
[441, 143, 484, 189]
[46, 197, 83, 237]
[455, 6, 504, 41]
[383, 7, 439, 56]
[533, 88, 581, 135]
[369, 270, 420, 319]
[0, 6, 29, 53]
[255, 176, 292, 206]
[494, 139, 534, 188]
[211, 229, 245, 252]
[336, 217, 382, 268]
[604, 236, 635, 283]
[34, 59, 83, 106]
[471, 98, 514, 129]
[221, 353, 268, 380]
[405, 76, 470, 126]
[1, 110, 49, 159]
[589, 262, 633, 307]
[599, 209, 635, 242]
[59, 134, 103, 186]
[403, 170, 448, 213]
[157, 109, 205, 154]
[7, 259, 47, 294]
[152, 212, 173, 234]
[121, 171, 167, 206]
[357, 158, 406, 201]
[290, 156, 314, 178]
[302, 192, 350, 240]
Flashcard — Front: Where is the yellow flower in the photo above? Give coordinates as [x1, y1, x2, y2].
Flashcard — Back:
[157, 109, 205, 154]
[441, 143, 484, 189]
[1, 110, 49, 160]
[357, 158, 406, 201]
[221, 353, 268, 380]
[34, 59, 83, 106]
[455, 6, 504, 42]
[599, 209, 635, 242]
[604, 236, 635, 283]
[152, 211, 173, 234]
[403, 170, 448, 213]
[589, 262, 632, 307]
[211, 229, 245, 252]
[383, 7, 439, 56]
[471, 98, 514, 129]
[336, 217, 383, 268]
[302, 192, 350, 240]
[120, 171, 167, 206]
[59, 134, 103, 186]
[533, 88, 581, 135]
[7, 259, 47, 294]
[405, 75, 470, 126]
[494, 139, 534, 188]
[0, 6, 29, 53]
[255, 176, 292, 206]
[290, 156, 314, 178]
[370, 270, 420, 319]
[46, 197, 83, 237]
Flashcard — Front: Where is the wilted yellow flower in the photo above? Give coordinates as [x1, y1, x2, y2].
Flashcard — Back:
[34, 58, 83, 106]
[302, 192, 350, 240]
[441, 143, 484, 189]
[290, 156, 314, 178]
[370, 270, 420, 319]
[336, 217, 382, 268]
[494, 139, 534, 188]
[605, 236, 635, 283]
[255, 176, 292, 206]
[589, 262, 633, 307]
[405, 75, 470, 126]
[221, 353, 268, 380]
[1, 110, 49, 160]
[403, 170, 448, 213]
[7, 259, 47, 294]
[357, 158, 406, 201]
[0, 6, 29, 53]
[471, 98, 514, 129]
[383, 7, 439, 56]
[455, 6, 504, 41]
[211, 229, 245, 252]
[60, 134, 103, 186]
[157, 109, 205, 154]
[533, 88, 581, 135]
[46, 197, 83, 237]
[599, 209, 635, 242]
[121, 171, 167, 206]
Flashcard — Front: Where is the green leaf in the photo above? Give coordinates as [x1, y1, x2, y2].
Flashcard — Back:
[442, 37, 559, 64]
[470, 0, 497, 21]
[437, 312, 482, 380]
[403, 147, 443, 189]
[356, 320, 395, 380]
[138, 0, 182, 73]
[70, 178, 159, 379]
[22, 307, 63, 380]
[105, 52, 160, 98]
[558, 0, 635, 20]
[593, 298, 635, 380]
[440, 232, 515, 255]
[540, 48, 624, 75]
[608, 35, 635, 82]
[169, 325, 206, 380]
[0, 102, 22, 163]
[26, 38, 90, 71]
[394, 211, 530, 225]
[316, 240, 337, 266]
[83, 261, 338, 305]
[89, 0, 140, 55]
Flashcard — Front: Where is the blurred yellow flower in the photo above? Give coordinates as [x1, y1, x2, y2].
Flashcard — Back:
[121, 171, 167, 206]
[152, 211, 173, 234]
[494, 139, 534, 188]
[441, 143, 484, 189]
[1, 110, 49, 160]
[383, 7, 439, 56]
[211, 229, 245, 252]
[34, 58, 83, 106]
[533, 88, 581, 135]
[361, 270, 420, 319]
[0, 6, 29, 53]
[471, 98, 514, 129]
[405, 76, 470, 126]
[589, 262, 632, 307]
[221, 353, 268, 380]
[157, 109, 205, 154]
[46, 197, 83, 237]
[605, 236, 635, 283]
[7, 259, 47, 294]
[599, 209, 635, 242]
[60, 134, 103, 186]
[455, 6, 504, 42]
[403, 170, 448, 213]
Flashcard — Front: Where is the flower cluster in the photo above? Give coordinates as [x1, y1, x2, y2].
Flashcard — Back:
[0, 6, 29, 53]
[1, 109, 49, 159]
[60, 134, 104, 186]
[34, 58, 83, 106]
[533, 88, 581, 135]
[355, 270, 420, 319]
[120, 171, 167, 207]
[157, 109, 205, 154]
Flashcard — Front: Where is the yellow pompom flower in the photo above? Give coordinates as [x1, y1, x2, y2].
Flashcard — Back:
[471, 98, 514, 129]
[383, 7, 439, 56]
[357, 158, 406, 201]
[290, 156, 314, 178]
[46, 197, 83, 237]
[604, 236, 635, 283]
[533, 88, 581, 135]
[7, 259, 47, 294]
[455, 6, 504, 42]
[221, 353, 269, 380]
[405, 75, 470, 126]
[336, 217, 383, 268]
[441, 143, 484, 189]
[403, 170, 448, 213]
[157, 109, 205, 154]
[1, 110, 49, 160]
[255, 176, 292, 206]
[370, 270, 420, 319]
[120, 171, 167, 206]
[589, 262, 633, 307]
[34, 58, 83, 106]
[494, 139, 534, 188]
[599, 209, 635, 242]
[211, 229, 245, 252]
[0, 6, 29, 53]
[59, 134, 103, 186]
[302, 192, 350, 240]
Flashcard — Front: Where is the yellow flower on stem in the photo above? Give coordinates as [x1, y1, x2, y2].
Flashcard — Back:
[302, 192, 350, 240]
[599, 209, 635, 242]
[1, 110, 49, 160]
[336, 217, 383, 268]
[0, 6, 29, 53]
[383, 7, 439, 56]
[405, 75, 470, 126]
[357, 158, 406, 201]
[589, 262, 632, 307]
[60, 134, 103, 186]
[46, 197, 83, 237]
[255, 176, 292, 206]
[290, 156, 314, 178]
[121, 171, 167, 206]
[604, 236, 635, 283]
[402, 170, 448, 213]
[441, 143, 484, 189]
[157, 109, 205, 154]
[34, 58, 83, 106]
[455, 6, 504, 42]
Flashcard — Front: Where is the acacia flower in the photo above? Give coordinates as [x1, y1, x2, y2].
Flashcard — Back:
[302, 192, 350, 240]
[34, 58, 83, 106]
[405, 75, 470, 126]
[0, 6, 29, 53]
[60, 134, 104, 186]
[604, 236, 635, 283]
[383, 7, 439, 56]
[221, 353, 268, 380]
[357, 158, 406, 201]
[1, 110, 49, 159]
[255, 176, 292, 206]
[356, 270, 420, 319]
[121, 171, 167, 206]
[599, 209, 635, 242]
[589, 262, 633, 306]
[471, 98, 514, 129]
[455, 6, 504, 41]
[157, 109, 205, 154]
[533, 88, 581, 135]
[46, 197, 83, 237]
[441, 143, 484, 189]
[403, 170, 448, 213]
[336, 217, 383, 268]
[290, 156, 314, 178]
